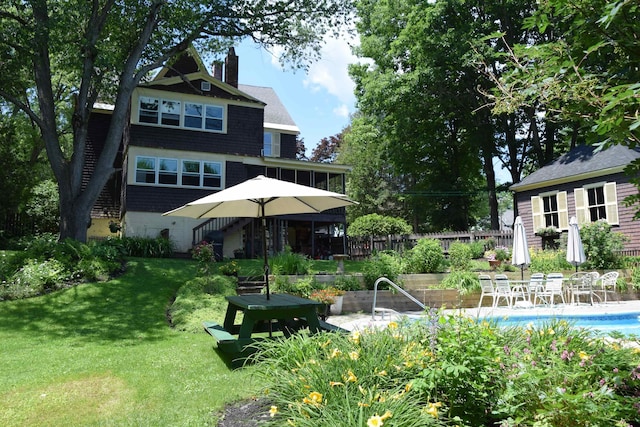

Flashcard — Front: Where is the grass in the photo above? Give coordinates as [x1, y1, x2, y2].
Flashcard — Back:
[0, 257, 258, 426]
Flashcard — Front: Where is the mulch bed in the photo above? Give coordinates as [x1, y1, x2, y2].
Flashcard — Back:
[216, 397, 273, 427]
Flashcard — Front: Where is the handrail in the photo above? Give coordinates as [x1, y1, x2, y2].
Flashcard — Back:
[372, 277, 426, 319]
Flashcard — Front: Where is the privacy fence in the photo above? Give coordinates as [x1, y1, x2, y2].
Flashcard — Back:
[347, 230, 514, 261]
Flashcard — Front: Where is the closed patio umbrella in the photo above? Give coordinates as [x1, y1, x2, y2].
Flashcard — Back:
[566, 216, 586, 272]
[163, 175, 356, 299]
[511, 216, 531, 280]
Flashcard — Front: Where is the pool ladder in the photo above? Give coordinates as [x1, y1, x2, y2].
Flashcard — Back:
[372, 277, 426, 320]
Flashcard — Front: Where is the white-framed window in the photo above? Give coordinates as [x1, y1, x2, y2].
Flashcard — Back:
[531, 191, 569, 231]
[134, 155, 222, 189]
[263, 132, 280, 157]
[137, 95, 224, 132]
[574, 182, 619, 225]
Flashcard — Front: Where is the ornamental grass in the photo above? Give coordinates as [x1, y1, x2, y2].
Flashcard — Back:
[253, 310, 640, 427]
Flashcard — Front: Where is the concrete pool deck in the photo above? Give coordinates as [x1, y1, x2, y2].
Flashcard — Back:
[327, 300, 640, 331]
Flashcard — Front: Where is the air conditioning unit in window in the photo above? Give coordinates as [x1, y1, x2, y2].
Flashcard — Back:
[201, 81, 211, 91]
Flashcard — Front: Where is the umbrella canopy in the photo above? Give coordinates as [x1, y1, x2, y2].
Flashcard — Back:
[566, 216, 586, 271]
[511, 216, 531, 280]
[163, 175, 357, 298]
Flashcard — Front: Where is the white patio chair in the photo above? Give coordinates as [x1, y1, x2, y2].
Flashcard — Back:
[477, 274, 498, 308]
[494, 274, 513, 308]
[534, 272, 565, 305]
[527, 273, 545, 304]
[596, 271, 619, 303]
[569, 271, 600, 305]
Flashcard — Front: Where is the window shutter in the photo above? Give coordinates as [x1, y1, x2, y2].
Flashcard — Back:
[273, 134, 281, 157]
[557, 191, 569, 230]
[574, 188, 587, 223]
[531, 196, 544, 232]
[604, 182, 619, 225]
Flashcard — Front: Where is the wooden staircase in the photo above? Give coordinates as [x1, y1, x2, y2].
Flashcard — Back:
[192, 217, 252, 246]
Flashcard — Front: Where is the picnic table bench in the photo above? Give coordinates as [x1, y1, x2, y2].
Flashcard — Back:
[203, 293, 347, 366]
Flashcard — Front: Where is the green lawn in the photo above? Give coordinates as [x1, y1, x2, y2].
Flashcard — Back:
[0, 258, 257, 426]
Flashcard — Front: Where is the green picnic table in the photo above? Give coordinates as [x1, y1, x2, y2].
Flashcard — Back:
[203, 293, 345, 366]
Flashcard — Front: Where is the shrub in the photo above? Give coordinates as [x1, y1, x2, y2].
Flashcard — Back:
[405, 238, 445, 274]
[439, 270, 480, 295]
[6, 259, 68, 297]
[271, 275, 320, 298]
[270, 247, 311, 275]
[331, 275, 363, 292]
[468, 240, 487, 259]
[529, 248, 572, 273]
[347, 213, 412, 237]
[447, 241, 472, 271]
[362, 251, 403, 289]
[580, 220, 627, 269]
[121, 236, 174, 258]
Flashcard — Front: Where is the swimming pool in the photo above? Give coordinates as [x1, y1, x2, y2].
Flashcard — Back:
[487, 311, 640, 336]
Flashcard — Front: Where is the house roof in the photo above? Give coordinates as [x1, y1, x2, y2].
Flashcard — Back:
[510, 144, 640, 192]
[239, 84, 299, 133]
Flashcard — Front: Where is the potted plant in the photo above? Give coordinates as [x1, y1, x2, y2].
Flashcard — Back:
[535, 226, 561, 249]
[233, 248, 245, 259]
[218, 260, 239, 277]
[310, 287, 345, 319]
[108, 220, 121, 233]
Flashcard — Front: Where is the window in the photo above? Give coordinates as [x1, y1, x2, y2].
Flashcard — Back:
[542, 194, 559, 228]
[262, 132, 280, 157]
[161, 100, 180, 126]
[263, 132, 272, 156]
[137, 95, 224, 132]
[181, 160, 201, 187]
[574, 182, 619, 225]
[205, 105, 223, 131]
[139, 97, 158, 124]
[158, 158, 178, 185]
[531, 191, 569, 231]
[134, 156, 222, 189]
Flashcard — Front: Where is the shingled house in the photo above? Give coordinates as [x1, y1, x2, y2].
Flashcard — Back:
[510, 144, 640, 251]
[86, 47, 351, 258]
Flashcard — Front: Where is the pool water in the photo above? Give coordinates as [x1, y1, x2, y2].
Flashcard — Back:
[487, 312, 640, 337]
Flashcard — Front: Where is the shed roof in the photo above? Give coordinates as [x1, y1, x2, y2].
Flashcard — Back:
[510, 144, 640, 191]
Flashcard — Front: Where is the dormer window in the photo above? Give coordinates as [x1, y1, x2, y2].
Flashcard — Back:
[137, 94, 225, 132]
[263, 132, 280, 157]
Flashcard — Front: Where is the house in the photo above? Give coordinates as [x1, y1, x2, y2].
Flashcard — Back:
[510, 144, 640, 251]
[85, 47, 351, 258]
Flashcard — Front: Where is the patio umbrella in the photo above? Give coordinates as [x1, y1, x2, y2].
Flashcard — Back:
[566, 216, 586, 272]
[163, 175, 356, 299]
[511, 216, 531, 280]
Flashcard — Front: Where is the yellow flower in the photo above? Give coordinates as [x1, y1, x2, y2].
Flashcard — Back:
[426, 402, 442, 418]
[381, 410, 393, 420]
[302, 391, 323, 406]
[579, 351, 589, 361]
[269, 406, 278, 417]
[405, 382, 413, 392]
[330, 348, 342, 359]
[346, 370, 358, 383]
[321, 338, 332, 348]
[329, 381, 344, 387]
[547, 328, 555, 335]
[388, 321, 398, 329]
[287, 419, 296, 426]
[350, 330, 361, 344]
[367, 414, 384, 427]
[378, 370, 387, 376]
[358, 401, 370, 407]
[349, 351, 360, 360]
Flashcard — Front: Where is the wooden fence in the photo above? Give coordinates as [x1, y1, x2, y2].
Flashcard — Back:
[347, 230, 514, 260]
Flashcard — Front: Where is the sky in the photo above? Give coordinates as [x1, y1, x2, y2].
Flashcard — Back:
[235, 37, 360, 155]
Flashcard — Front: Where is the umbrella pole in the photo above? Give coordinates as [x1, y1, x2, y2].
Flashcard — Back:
[261, 205, 270, 301]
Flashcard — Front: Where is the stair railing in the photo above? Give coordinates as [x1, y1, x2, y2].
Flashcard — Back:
[372, 277, 426, 320]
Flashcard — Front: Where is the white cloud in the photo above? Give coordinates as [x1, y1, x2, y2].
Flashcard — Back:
[333, 104, 350, 118]
[304, 36, 358, 105]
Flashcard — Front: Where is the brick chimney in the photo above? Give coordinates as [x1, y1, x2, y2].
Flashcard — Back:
[224, 47, 238, 88]
[211, 60, 223, 81]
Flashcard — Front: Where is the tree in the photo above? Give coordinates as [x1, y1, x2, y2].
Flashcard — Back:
[311, 133, 343, 163]
[296, 136, 309, 161]
[0, 0, 353, 242]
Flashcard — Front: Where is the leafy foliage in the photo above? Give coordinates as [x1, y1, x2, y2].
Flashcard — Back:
[580, 221, 627, 269]
[347, 213, 412, 237]
[362, 252, 404, 289]
[439, 270, 481, 295]
[255, 311, 640, 426]
[405, 238, 445, 274]
[447, 241, 472, 271]
[270, 247, 312, 275]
